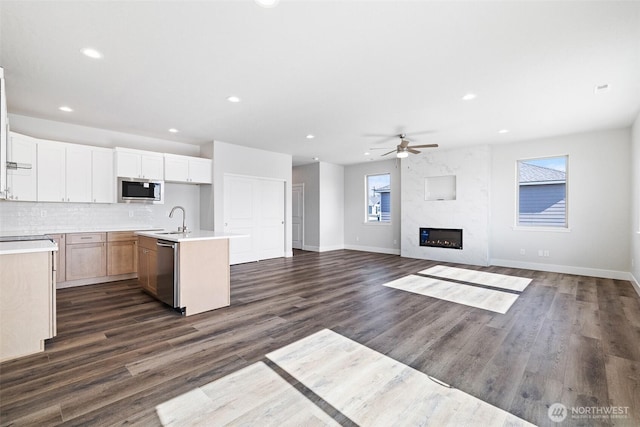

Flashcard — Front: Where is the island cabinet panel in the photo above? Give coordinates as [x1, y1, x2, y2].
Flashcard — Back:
[179, 238, 230, 316]
[0, 250, 55, 362]
[137, 236, 157, 296]
[65, 233, 107, 281]
[107, 231, 138, 276]
[49, 233, 66, 283]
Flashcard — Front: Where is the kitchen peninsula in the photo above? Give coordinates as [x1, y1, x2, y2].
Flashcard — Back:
[135, 230, 245, 316]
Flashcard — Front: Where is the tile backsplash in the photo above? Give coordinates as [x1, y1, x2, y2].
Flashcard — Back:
[0, 183, 201, 234]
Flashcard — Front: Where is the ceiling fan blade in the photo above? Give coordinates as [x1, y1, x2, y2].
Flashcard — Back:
[399, 139, 410, 148]
[369, 147, 395, 150]
[408, 148, 421, 154]
[409, 144, 439, 149]
[380, 150, 396, 156]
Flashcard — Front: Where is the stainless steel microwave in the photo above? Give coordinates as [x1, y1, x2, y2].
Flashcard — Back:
[117, 178, 164, 204]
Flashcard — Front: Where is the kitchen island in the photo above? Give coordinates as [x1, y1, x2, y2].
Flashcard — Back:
[0, 238, 57, 362]
[135, 230, 245, 316]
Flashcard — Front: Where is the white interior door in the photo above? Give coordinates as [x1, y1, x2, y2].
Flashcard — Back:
[224, 175, 285, 264]
[292, 184, 304, 250]
[259, 180, 285, 260]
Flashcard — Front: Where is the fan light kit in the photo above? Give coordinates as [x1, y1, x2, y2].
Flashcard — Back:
[169, 128, 179, 133]
[226, 96, 241, 103]
[255, 0, 279, 8]
[59, 106, 73, 112]
[370, 133, 439, 158]
[81, 48, 103, 59]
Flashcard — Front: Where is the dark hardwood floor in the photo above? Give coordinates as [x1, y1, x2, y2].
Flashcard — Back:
[1, 249, 639, 426]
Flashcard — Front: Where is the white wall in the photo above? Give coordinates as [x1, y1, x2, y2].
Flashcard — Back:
[205, 140, 293, 257]
[631, 113, 640, 294]
[344, 159, 401, 255]
[9, 114, 200, 156]
[401, 145, 491, 265]
[292, 162, 345, 252]
[292, 163, 320, 250]
[490, 128, 631, 279]
[319, 162, 344, 251]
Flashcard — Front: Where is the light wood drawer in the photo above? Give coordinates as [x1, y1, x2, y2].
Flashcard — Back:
[138, 236, 158, 251]
[107, 231, 137, 242]
[66, 232, 106, 245]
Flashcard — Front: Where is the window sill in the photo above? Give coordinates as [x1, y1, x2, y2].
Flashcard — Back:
[512, 226, 571, 233]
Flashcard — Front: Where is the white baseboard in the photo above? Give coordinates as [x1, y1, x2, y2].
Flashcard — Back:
[630, 272, 640, 297]
[490, 258, 631, 281]
[344, 244, 400, 256]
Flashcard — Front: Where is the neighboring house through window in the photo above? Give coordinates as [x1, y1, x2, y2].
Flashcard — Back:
[517, 156, 568, 227]
[366, 173, 391, 223]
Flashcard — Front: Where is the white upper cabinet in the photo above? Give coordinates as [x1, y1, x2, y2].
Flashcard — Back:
[6, 132, 37, 201]
[37, 140, 66, 202]
[164, 153, 212, 184]
[92, 148, 114, 203]
[115, 148, 164, 180]
[65, 144, 92, 203]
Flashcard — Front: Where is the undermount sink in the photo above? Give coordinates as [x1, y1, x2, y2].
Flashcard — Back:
[156, 231, 190, 235]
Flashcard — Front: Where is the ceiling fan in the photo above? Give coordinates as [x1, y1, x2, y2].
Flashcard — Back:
[370, 134, 438, 158]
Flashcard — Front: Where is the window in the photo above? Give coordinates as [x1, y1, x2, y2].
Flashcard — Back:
[517, 156, 567, 227]
[366, 173, 391, 223]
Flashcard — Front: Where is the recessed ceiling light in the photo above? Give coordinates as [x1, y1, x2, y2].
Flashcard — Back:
[226, 96, 241, 103]
[169, 128, 179, 133]
[255, 0, 280, 8]
[364, 152, 370, 156]
[594, 84, 610, 94]
[498, 129, 509, 134]
[462, 93, 477, 101]
[81, 48, 103, 59]
[312, 157, 319, 161]
[59, 106, 73, 112]
[306, 134, 315, 139]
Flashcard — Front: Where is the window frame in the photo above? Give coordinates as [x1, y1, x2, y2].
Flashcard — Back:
[515, 155, 569, 230]
[365, 173, 392, 224]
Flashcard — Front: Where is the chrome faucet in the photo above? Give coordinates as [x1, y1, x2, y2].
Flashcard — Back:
[169, 206, 189, 233]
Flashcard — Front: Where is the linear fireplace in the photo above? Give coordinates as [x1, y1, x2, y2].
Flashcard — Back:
[419, 228, 463, 249]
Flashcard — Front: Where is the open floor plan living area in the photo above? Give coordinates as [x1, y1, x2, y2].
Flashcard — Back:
[1, 1, 640, 426]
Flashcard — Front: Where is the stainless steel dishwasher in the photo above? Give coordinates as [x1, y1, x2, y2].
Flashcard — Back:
[156, 240, 179, 308]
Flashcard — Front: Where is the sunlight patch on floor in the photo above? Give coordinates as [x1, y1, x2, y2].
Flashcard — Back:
[418, 265, 532, 292]
[384, 274, 520, 314]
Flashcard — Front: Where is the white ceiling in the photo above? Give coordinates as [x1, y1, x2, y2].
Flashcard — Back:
[1, 1, 639, 166]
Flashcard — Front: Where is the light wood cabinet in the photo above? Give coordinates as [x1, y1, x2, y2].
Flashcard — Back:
[0, 249, 56, 362]
[164, 153, 212, 184]
[65, 232, 107, 281]
[107, 231, 138, 276]
[137, 236, 158, 295]
[49, 234, 66, 283]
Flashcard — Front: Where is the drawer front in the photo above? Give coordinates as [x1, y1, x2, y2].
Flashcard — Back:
[138, 236, 158, 251]
[107, 231, 137, 242]
[66, 232, 106, 245]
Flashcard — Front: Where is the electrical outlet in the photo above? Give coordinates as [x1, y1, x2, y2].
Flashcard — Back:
[520, 248, 525, 255]
[40, 210, 46, 218]
[544, 250, 550, 257]
[129, 211, 134, 218]
[393, 239, 397, 245]
[538, 250, 544, 257]
[356, 236, 359, 242]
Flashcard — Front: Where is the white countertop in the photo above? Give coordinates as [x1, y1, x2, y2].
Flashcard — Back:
[135, 229, 249, 242]
[0, 240, 58, 255]
[0, 226, 159, 238]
